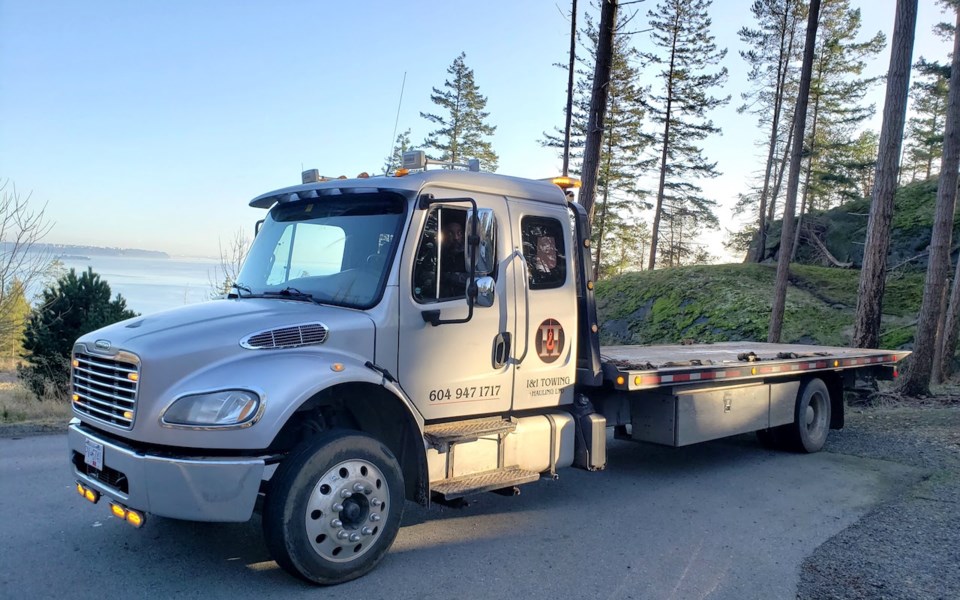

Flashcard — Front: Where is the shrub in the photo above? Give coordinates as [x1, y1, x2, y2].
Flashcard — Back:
[18, 268, 137, 400]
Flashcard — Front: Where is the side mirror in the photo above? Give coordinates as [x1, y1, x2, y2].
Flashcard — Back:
[466, 208, 496, 276]
[474, 276, 495, 308]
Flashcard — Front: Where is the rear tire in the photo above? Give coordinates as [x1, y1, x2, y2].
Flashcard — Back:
[263, 430, 404, 585]
[782, 378, 832, 453]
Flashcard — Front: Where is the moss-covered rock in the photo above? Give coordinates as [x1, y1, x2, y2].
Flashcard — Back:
[595, 263, 923, 349]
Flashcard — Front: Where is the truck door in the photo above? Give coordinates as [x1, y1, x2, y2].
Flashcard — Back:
[508, 200, 578, 410]
[397, 191, 515, 420]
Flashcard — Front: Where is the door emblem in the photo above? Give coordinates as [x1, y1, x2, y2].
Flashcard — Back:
[536, 319, 564, 363]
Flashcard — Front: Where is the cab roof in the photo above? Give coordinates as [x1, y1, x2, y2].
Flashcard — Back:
[249, 170, 569, 209]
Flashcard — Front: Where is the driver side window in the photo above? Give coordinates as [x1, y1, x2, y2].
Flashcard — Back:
[413, 207, 468, 303]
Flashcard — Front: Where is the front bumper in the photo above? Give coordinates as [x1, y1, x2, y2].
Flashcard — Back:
[68, 420, 266, 522]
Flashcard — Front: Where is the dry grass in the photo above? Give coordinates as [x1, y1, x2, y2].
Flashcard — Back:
[0, 373, 71, 426]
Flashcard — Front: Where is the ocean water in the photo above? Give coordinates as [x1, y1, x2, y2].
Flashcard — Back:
[46, 255, 222, 316]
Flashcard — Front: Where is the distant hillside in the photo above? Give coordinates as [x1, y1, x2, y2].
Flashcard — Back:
[756, 178, 954, 270]
[596, 264, 923, 350]
[10, 243, 170, 259]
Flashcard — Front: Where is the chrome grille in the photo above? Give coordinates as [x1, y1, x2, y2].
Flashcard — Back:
[241, 323, 328, 349]
[72, 352, 139, 429]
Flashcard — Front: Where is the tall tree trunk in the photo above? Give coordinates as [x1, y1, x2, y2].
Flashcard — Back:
[579, 0, 618, 226]
[593, 133, 615, 277]
[898, 6, 960, 395]
[853, 0, 918, 349]
[769, 0, 821, 343]
[648, 14, 680, 271]
[768, 109, 798, 229]
[562, 0, 579, 178]
[755, 2, 799, 264]
[792, 66, 823, 261]
[933, 278, 950, 383]
[940, 268, 960, 377]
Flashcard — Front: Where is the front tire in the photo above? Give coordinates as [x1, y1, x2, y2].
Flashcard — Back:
[782, 378, 832, 453]
[263, 430, 404, 584]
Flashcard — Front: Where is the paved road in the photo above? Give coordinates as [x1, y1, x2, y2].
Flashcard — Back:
[0, 432, 919, 600]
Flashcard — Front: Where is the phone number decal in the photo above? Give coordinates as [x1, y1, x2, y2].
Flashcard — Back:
[428, 385, 502, 402]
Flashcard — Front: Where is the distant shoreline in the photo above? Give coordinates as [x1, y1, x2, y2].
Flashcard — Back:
[9, 243, 171, 259]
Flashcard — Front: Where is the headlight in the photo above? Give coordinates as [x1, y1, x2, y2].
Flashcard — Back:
[162, 390, 261, 428]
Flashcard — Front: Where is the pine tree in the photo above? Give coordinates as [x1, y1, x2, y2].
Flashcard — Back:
[383, 128, 412, 174]
[903, 58, 950, 181]
[544, 5, 651, 278]
[19, 268, 138, 400]
[643, 0, 729, 270]
[421, 53, 498, 171]
[853, 0, 918, 351]
[898, 4, 960, 396]
[791, 0, 885, 254]
[0, 279, 30, 361]
[737, 0, 805, 262]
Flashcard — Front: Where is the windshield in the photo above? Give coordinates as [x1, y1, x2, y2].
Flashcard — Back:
[236, 191, 407, 309]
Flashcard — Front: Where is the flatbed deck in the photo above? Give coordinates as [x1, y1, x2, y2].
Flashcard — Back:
[600, 342, 910, 391]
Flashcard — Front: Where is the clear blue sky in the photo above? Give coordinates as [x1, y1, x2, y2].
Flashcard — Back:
[0, 1, 952, 259]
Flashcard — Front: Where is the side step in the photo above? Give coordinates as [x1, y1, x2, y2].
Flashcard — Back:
[431, 467, 541, 500]
[423, 417, 516, 446]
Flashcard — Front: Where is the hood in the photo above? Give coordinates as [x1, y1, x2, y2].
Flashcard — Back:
[77, 297, 374, 359]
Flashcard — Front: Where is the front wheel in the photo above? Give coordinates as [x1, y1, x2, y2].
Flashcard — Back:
[263, 430, 404, 584]
[782, 378, 832, 453]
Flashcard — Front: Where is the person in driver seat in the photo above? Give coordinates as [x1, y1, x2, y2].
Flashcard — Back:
[439, 220, 469, 298]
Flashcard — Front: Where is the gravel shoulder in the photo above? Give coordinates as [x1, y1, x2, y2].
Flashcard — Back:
[799, 401, 960, 600]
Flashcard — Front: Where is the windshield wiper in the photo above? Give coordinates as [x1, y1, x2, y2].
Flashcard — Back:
[261, 287, 325, 305]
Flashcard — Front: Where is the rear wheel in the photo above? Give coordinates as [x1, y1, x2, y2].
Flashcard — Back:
[782, 378, 832, 453]
[263, 430, 404, 584]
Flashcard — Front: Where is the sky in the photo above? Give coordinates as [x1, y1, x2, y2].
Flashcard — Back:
[0, 0, 954, 260]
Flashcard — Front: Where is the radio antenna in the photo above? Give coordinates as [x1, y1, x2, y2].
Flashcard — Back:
[385, 71, 407, 173]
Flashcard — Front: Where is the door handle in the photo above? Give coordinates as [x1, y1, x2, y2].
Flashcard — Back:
[492, 332, 511, 369]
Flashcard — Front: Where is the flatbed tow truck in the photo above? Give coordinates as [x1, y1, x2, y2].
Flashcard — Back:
[67, 152, 908, 584]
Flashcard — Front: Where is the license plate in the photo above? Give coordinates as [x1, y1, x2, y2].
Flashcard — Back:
[84, 440, 104, 471]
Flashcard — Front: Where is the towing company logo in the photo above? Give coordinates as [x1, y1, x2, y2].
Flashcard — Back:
[535, 319, 564, 363]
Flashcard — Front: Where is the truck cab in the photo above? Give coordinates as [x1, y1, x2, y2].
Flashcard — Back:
[69, 161, 599, 584]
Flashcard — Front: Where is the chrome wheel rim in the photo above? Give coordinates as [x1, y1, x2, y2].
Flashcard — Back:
[304, 459, 389, 563]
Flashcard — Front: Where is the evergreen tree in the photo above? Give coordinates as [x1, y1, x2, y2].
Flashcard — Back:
[383, 128, 412, 175]
[544, 6, 651, 277]
[421, 53, 498, 171]
[903, 58, 950, 181]
[643, 0, 729, 270]
[0, 279, 30, 362]
[19, 268, 138, 400]
[796, 0, 885, 213]
[737, 0, 805, 262]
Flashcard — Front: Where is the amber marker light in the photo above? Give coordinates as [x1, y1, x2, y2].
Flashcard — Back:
[72, 359, 79, 368]
[84, 489, 100, 503]
[72, 394, 80, 403]
[127, 373, 139, 382]
[834, 360, 840, 367]
[634, 376, 642, 386]
[126, 510, 144, 528]
[123, 411, 133, 420]
[110, 503, 126, 519]
[395, 168, 410, 177]
[76, 482, 85, 496]
[616, 375, 625, 386]
[331, 363, 345, 373]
